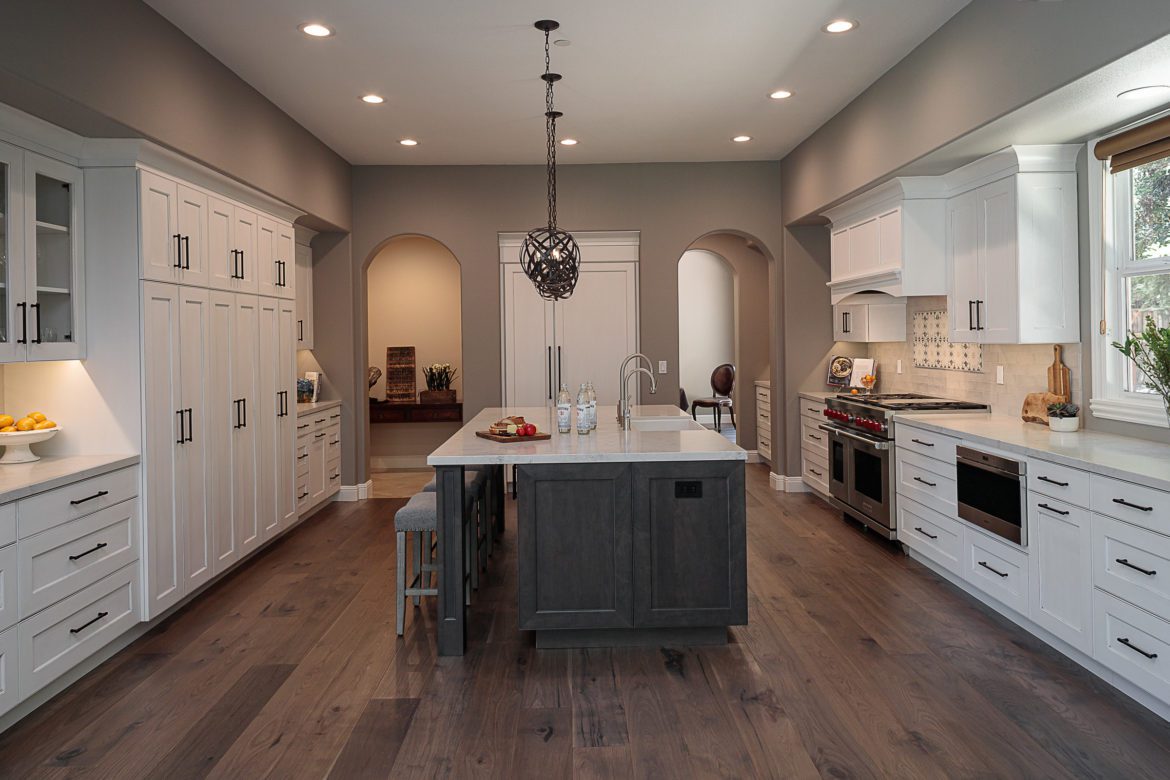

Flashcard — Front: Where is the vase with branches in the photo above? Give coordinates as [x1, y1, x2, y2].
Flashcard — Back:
[1113, 315, 1170, 425]
[423, 363, 457, 392]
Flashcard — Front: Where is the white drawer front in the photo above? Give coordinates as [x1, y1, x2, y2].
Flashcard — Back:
[799, 400, 826, 423]
[802, 449, 829, 494]
[327, 458, 342, 492]
[20, 499, 140, 618]
[964, 531, 1029, 615]
[296, 476, 310, 512]
[0, 626, 15, 718]
[19, 564, 138, 697]
[0, 544, 16, 633]
[295, 417, 313, 437]
[895, 426, 958, 464]
[801, 421, 828, 456]
[0, 504, 14, 548]
[296, 441, 310, 478]
[1028, 457, 1089, 507]
[1093, 589, 1170, 705]
[17, 466, 139, 539]
[896, 450, 956, 516]
[755, 386, 770, 405]
[757, 435, 771, 461]
[1093, 514, 1170, 620]
[899, 496, 962, 574]
[1091, 474, 1170, 534]
[326, 424, 341, 460]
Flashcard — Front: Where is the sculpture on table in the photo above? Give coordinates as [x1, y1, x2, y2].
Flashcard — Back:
[368, 366, 382, 401]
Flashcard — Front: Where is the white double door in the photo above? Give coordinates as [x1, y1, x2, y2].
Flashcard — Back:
[502, 262, 639, 408]
[142, 283, 295, 619]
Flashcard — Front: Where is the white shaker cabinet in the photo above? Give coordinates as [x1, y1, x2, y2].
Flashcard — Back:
[256, 217, 295, 300]
[832, 294, 906, 343]
[208, 197, 259, 294]
[231, 295, 261, 556]
[257, 297, 297, 540]
[1029, 492, 1092, 654]
[207, 291, 238, 575]
[138, 170, 209, 288]
[294, 240, 314, 349]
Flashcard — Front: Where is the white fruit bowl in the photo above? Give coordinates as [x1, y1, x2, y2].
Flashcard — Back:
[0, 427, 60, 464]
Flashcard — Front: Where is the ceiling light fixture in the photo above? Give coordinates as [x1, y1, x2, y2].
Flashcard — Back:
[732, 135, 752, 143]
[520, 20, 581, 301]
[553, 39, 571, 47]
[559, 138, 578, 146]
[399, 138, 418, 146]
[769, 89, 793, 100]
[299, 22, 334, 38]
[361, 94, 384, 104]
[823, 19, 857, 33]
[1117, 85, 1170, 101]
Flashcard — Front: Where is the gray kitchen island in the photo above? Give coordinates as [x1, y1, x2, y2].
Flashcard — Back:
[427, 405, 748, 655]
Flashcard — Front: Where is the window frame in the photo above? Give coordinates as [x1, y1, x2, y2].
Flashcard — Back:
[1089, 135, 1170, 428]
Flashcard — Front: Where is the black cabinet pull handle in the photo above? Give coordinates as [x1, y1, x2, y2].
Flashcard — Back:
[70, 611, 109, 634]
[1113, 498, 1154, 512]
[176, 410, 184, 445]
[911, 438, 934, 447]
[242, 398, 247, 428]
[315, 432, 326, 439]
[30, 302, 41, 344]
[297, 453, 309, 461]
[1117, 637, 1158, 660]
[16, 302, 26, 344]
[1116, 558, 1157, 576]
[185, 409, 193, 442]
[330, 413, 340, 420]
[70, 490, 109, 506]
[978, 561, 1009, 578]
[913, 476, 937, 488]
[239, 250, 245, 279]
[1038, 502, 1070, 516]
[330, 472, 339, 480]
[968, 300, 976, 331]
[976, 300, 985, 330]
[69, 542, 108, 561]
[173, 233, 183, 268]
[914, 526, 938, 540]
[808, 467, 822, 477]
[297, 423, 309, 430]
[298, 319, 304, 342]
[182, 235, 191, 269]
[234, 399, 242, 429]
[557, 345, 562, 389]
[808, 433, 822, 441]
[1038, 476, 1069, 487]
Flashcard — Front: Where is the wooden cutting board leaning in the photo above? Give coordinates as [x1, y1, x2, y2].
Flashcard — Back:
[1021, 345, 1070, 423]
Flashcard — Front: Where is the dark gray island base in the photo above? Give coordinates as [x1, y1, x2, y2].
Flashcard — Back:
[516, 461, 747, 647]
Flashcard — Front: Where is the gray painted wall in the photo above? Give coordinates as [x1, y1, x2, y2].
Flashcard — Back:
[0, 0, 351, 230]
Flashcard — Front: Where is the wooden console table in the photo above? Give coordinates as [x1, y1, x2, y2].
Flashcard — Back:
[369, 400, 463, 424]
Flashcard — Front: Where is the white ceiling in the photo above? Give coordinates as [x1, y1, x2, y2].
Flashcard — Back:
[144, 0, 970, 165]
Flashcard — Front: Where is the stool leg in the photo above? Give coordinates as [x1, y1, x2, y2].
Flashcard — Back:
[412, 530, 422, 607]
[396, 530, 406, 636]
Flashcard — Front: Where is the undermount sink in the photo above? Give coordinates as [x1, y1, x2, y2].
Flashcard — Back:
[629, 416, 704, 432]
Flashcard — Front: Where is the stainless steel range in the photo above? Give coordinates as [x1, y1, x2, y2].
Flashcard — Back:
[818, 393, 988, 539]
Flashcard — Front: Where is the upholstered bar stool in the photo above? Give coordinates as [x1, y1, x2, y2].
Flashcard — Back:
[394, 490, 478, 636]
[423, 469, 490, 583]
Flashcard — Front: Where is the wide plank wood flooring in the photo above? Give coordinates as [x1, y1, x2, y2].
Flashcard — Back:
[1, 465, 1169, 778]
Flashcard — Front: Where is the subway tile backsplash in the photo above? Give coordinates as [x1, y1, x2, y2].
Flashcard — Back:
[866, 297, 1082, 415]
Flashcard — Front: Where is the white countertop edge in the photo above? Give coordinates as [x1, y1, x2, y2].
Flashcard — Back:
[428, 451, 747, 466]
[0, 453, 140, 505]
[895, 413, 1170, 492]
[296, 399, 342, 416]
[799, 390, 835, 403]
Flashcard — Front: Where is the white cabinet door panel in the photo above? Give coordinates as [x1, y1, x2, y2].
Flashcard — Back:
[257, 296, 280, 539]
[179, 286, 211, 593]
[1028, 494, 1091, 653]
[207, 197, 235, 292]
[503, 265, 556, 407]
[208, 290, 237, 573]
[555, 263, 638, 406]
[278, 300, 298, 527]
[176, 184, 209, 288]
[139, 170, 179, 284]
[294, 242, 313, 349]
[947, 189, 980, 343]
[232, 295, 261, 554]
[976, 177, 1018, 343]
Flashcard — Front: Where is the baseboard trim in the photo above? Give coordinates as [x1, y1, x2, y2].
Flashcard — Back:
[336, 480, 373, 502]
[769, 472, 809, 492]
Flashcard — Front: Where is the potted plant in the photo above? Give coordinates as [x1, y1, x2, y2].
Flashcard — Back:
[1114, 315, 1170, 426]
[420, 363, 458, 404]
[1047, 401, 1080, 432]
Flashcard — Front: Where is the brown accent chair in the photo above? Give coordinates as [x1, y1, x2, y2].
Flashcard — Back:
[690, 363, 736, 430]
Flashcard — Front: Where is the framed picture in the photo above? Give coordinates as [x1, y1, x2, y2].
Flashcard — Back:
[826, 355, 853, 387]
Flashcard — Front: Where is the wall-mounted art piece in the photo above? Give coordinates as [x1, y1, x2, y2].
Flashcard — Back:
[912, 310, 983, 372]
[385, 346, 417, 402]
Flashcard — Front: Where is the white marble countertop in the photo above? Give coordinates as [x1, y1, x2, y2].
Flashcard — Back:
[897, 413, 1170, 492]
[296, 399, 341, 417]
[0, 454, 139, 504]
[755, 380, 771, 388]
[799, 390, 835, 403]
[428, 405, 746, 466]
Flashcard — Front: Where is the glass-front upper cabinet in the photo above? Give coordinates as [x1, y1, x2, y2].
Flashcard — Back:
[0, 141, 26, 362]
[23, 152, 83, 361]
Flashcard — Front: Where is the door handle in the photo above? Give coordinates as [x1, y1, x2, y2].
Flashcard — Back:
[183, 235, 191, 269]
[185, 408, 193, 442]
[913, 476, 937, 488]
[16, 302, 26, 344]
[234, 399, 242, 429]
[298, 319, 304, 342]
[910, 438, 935, 447]
[176, 409, 185, 444]
[1117, 637, 1158, 660]
[1037, 476, 1069, 487]
[557, 346, 562, 391]
[1113, 497, 1154, 512]
[968, 300, 976, 331]
[70, 490, 109, 506]
[242, 397, 247, 428]
[69, 542, 108, 561]
[976, 300, 984, 331]
[69, 611, 109, 635]
[30, 303, 41, 344]
[173, 233, 183, 268]
[1037, 502, 1069, 516]
[239, 250, 245, 279]
[547, 346, 552, 400]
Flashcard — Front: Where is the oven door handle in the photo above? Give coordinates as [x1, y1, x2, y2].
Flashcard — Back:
[956, 455, 1022, 480]
[818, 424, 890, 450]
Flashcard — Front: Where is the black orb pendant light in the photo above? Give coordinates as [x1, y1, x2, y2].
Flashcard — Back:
[520, 19, 581, 301]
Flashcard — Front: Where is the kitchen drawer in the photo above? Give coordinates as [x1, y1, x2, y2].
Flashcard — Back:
[19, 564, 138, 697]
[895, 425, 958, 464]
[296, 440, 310, 478]
[327, 457, 342, 493]
[757, 406, 772, 434]
[799, 399, 826, 423]
[757, 433, 771, 462]
[325, 424, 341, 459]
[1091, 474, 1170, 534]
[296, 476, 310, 512]
[896, 450, 956, 516]
[755, 385, 770, 406]
[19, 499, 139, 618]
[1093, 513, 1170, 621]
[17, 466, 138, 539]
[0, 544, 15, 633]
[1028, 457, 1089, 507]
[802, 449, 829, 494]
[963, 529, 1029, 615]
[1093, 588, 1170, 705]
[0, 503, 14, 548]
[801, 421, 828, 455]
[295, 417, 313, 437]
[899, 496, 962, 575]
[0, 626, 15, 718]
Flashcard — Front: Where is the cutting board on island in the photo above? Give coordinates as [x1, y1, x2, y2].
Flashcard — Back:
[475, 431, 551, 443]
[1021, 345, 1070, 423]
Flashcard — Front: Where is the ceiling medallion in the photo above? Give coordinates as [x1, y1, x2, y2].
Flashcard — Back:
[520, 19, 580, 301]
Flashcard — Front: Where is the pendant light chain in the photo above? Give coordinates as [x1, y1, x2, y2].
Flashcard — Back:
[545, 27, 557, 229]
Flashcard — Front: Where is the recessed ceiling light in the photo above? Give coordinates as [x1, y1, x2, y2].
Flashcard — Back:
[1117, 85, 1170, 101]
[399, 138, 419, 146]
[299, 22, 334, 38]
[553, 39, 571, 47]
[732, 135, 752, 143]
[770, 89, 793, 100]
[361, 94, 384, 104]
[823, 19, 857, 33]
[559, 138, 578, 146]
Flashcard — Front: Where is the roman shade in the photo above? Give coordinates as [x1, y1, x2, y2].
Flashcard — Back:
[1094, 115, 1170, 174]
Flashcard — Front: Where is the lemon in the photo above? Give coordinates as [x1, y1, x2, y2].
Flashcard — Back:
[0, 415, 13, 428]
[33, 420, 56, 430]
[29, 412, 46, 423]
[15, 418, 35, 431]
[0, 426, 14, 433]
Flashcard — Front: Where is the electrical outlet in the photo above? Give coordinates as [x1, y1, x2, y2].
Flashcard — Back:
[896, 359, 903, 375]
[658, 360, 668, 374]
[996, 365, 1004, 385]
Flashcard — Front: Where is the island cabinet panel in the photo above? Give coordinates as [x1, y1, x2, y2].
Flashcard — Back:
[517, 464, 633, 630]
[631, 462, 747, 628]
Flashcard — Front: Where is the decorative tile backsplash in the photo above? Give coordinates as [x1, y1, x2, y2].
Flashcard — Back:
[912, 310, 982, 372]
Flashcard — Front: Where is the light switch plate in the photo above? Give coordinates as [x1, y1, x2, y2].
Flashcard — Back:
[896, 359, 903, 375]
[658, 360, 668, 374]
[996, 365, 1004, 385]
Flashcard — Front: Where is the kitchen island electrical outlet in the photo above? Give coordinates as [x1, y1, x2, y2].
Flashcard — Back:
[658, 360, 668, 374]
[996, 365, 1004, 385]
[896, 359, 903, 374]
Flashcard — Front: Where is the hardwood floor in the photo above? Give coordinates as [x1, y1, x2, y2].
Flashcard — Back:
[2, 465, 1169, 778]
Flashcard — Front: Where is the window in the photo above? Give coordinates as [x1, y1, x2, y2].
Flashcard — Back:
[1090, 139, 1170, 426]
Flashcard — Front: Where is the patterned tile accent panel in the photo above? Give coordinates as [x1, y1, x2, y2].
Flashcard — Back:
[912, 310, 983, 372]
